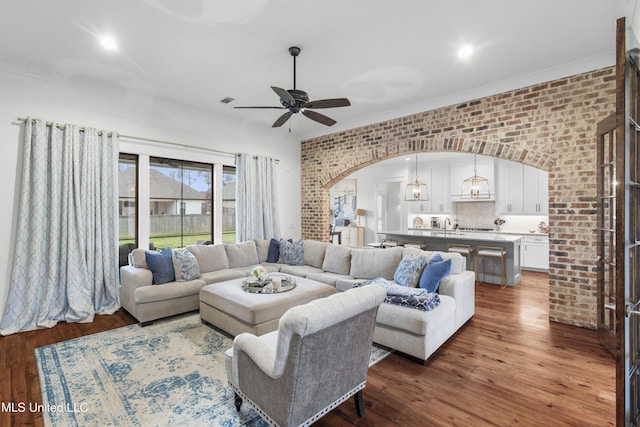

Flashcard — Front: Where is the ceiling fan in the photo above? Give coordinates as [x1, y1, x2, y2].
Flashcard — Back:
[235, 46, 351, 128]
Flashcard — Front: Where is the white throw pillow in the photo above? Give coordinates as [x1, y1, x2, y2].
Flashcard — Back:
[172, 248, 200, 282]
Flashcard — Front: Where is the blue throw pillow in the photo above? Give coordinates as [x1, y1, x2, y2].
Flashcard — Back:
[418, 254, 451, 293]
[393, 256, 426, 287]
[145, 247, 175, 285]
[266, 238, 281, 263]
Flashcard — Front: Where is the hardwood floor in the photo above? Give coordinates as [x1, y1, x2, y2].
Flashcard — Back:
[0, 271, 615, 426]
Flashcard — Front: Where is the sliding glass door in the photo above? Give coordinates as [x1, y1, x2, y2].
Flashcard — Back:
[149, 157, 213, 248]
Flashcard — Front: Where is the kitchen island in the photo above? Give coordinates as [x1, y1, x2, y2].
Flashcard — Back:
[379, 229, 522, 286]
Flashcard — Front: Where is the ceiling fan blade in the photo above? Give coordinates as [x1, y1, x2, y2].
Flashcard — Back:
[234, 106, 285, 109]
[302, 110, 336, 126]
[272, 111, 293, 127]
[303, 98, 351, 109]
[271, 86, 295, 105]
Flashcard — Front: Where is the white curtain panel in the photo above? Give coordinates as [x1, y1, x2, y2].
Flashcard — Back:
[236, 153, 281, 241]
[0, 118, 120, 335]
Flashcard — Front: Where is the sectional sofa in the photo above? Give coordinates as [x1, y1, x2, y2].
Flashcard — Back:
[120, 239, 475, 362]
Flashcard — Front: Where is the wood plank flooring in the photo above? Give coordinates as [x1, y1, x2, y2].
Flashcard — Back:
[0, 271, 615, 426]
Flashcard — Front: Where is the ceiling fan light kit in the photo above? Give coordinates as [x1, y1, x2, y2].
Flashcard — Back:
[235, 46, 350, 128]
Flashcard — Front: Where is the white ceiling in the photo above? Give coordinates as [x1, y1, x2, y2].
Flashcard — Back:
[0, 0, 629, 141]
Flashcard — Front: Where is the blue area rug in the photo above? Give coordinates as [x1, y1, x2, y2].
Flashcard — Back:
[35, 313, 392, 426]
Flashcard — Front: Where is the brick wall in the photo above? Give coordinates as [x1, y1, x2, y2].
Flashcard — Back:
[301, 67, 615, 328]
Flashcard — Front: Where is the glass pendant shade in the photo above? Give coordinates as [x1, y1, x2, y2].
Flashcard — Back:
[460, 155, 490, 199]
[405, 154, 429, 201]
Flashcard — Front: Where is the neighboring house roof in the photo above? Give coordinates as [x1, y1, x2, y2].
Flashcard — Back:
[118, 167, 206, 199]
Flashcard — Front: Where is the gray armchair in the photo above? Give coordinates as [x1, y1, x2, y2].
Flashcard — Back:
[224, 285, 387, 427]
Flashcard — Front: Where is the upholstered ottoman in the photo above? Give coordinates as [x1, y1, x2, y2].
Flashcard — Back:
[199, 276, 336, 336]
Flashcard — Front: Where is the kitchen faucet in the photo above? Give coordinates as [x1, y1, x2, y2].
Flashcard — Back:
[444, 218, 452, 236]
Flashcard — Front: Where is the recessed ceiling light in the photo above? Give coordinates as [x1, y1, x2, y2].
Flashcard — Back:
[458, 44, 473, 60]
[99, 35, 118, 51]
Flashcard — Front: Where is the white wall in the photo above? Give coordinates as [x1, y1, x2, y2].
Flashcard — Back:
[0, 69, 301, 321]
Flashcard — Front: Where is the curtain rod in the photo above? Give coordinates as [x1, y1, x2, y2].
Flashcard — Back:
[16, 117, 237, 157]
[16, 117, 279, 162]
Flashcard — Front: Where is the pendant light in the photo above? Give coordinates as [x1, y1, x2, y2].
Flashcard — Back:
[405, 154, 429, 201]
[460, 154, 490, 199]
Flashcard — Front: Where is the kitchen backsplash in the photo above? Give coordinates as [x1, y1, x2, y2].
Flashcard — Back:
[455, 201, 495, 229]
[408, 201, 549, 233]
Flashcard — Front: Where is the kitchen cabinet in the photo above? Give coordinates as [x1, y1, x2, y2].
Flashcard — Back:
[496, 160, 548, 215]
[496, 159, 524, 214]
[450, 156, 495, 201]
[523, 165, 549, 214]
[429, 164, 451, 213]
[335, 226, 364, 247]
[409, 165, 451, 213]
[522, 235, 549, 270]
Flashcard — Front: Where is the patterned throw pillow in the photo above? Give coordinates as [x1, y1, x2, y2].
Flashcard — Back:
[419, 254, 452, 293]
[145, 247, 175, 285]
[173, 248, 200, 282]
[278, 239, 305, 266]
[393, 256, 426, 287]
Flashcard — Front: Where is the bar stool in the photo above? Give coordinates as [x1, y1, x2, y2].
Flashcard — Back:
[447, 243, 474, 271]
[403, 240, 427, 250]
[476, 245, 507, 288]
[380, 239, 399, 249]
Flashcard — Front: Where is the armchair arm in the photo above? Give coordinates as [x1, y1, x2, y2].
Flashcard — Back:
[232, 331, 279, 386]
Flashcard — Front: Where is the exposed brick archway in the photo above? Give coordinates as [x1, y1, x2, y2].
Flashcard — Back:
[301, 67, 615, 328]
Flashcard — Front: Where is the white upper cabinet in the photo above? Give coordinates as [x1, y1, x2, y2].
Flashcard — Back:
[495, 160, 548, 215]
[496, 159, 524, 214]
[408, 164, 451, 214]
[523, 165, 549, 214]
[430, 164, 451, 213]
[450, 156, 495, 201]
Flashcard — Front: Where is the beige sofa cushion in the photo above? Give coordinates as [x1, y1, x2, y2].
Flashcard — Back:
[322, 245, 352, 275]
[350, 247, 403, 280]
[303, 240, 328, 269]
[254, 238, 270, 263]
[129, 248, 150, 269]
[225, 241, 259, 268]
[187, 244, 229, 273]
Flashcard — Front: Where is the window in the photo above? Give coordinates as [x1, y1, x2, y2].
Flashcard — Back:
[118, 153, 137, 246]
[149, 157, 213, 248]
[223, 166, 236, 243]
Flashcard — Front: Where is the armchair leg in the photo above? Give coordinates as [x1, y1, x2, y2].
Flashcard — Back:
[354, 390, 365, 417]
[234, 393, 243, 411]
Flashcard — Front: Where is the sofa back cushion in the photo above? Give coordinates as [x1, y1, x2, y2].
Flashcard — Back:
[129, 248, 150, 269]
[254, 238, 270, 263]
[303, 240, 328, 269]
[225, 240, 260, 268]
[186, 244, 229, 273]
[350, 247, 403, 280]
[322, 245, 352, 275]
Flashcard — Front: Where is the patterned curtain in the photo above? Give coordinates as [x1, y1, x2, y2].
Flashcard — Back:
[236, 153, 281, 241]
[0, 118, 120, 335]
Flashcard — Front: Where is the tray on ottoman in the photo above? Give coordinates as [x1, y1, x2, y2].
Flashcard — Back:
[199, 276, 336, 337]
